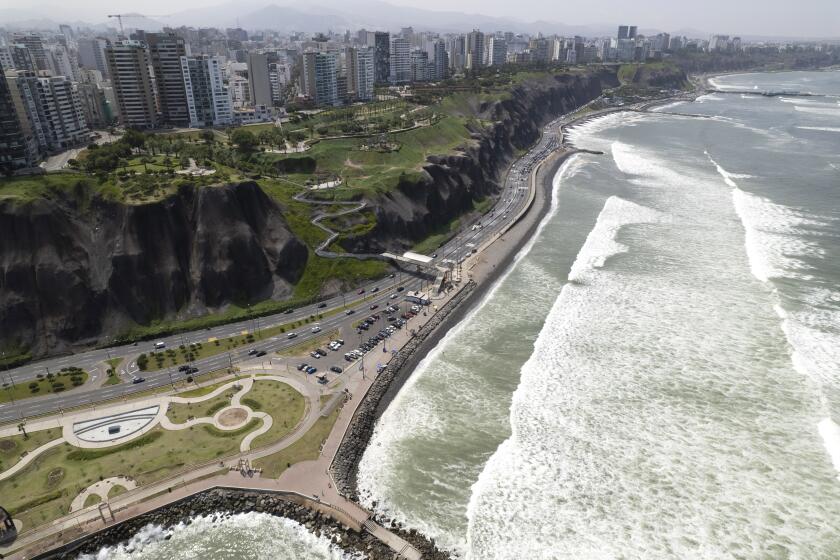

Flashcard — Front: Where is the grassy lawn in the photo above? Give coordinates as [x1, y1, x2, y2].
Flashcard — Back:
[83, 494, 101, 508]
[241, 381, 307, 449]
[176, 380, 233, 399]
[0, 421, 257, 531]
[0, 428, 62, 473]
[165, 387, 239, 424]
[1, 368, 89, 404]
[108, 484, 127, 499]
[253, 405, 341, 478]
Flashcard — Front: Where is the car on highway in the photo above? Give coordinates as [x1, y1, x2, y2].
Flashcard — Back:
[317, 302, 327, 309]
[284, 308, 294, 314]
[390, 294, 398, 299]
[370, 304, 378, 310]
[154, 341, 166, 349]
[248, 349, 258, 356]
[330, 366, 343, 374]
[256, 350, 267, 357]
[397, 286, 405, 292]
[178, 365, 189, 372]
[345, 309, 355, 315]
[358, 289, 365, 294]
[132, 377, 146, 384]
[311, 325, 321, 333]
[287, 332, 298, 339]
[389, 273, 395, 278]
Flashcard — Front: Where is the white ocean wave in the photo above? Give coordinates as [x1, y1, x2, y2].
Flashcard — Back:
[798, 126, 840, 133]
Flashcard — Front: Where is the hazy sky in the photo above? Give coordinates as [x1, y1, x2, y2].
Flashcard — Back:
[1, 0, 838, 37]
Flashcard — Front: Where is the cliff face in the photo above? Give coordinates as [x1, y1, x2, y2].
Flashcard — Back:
[0, 182, 307, 355]
[339, 69, 618, 253]
[1, 69, 618, 357]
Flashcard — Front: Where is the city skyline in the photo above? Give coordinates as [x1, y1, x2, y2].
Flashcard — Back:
[0, 0, 838, 39]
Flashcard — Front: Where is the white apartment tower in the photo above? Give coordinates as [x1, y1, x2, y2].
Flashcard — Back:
[180, 55, 233, 127]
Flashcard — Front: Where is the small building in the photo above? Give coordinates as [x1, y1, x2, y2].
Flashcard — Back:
[405, 290, 430, 305]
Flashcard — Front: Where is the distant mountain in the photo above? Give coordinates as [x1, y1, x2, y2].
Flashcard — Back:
[237, 5, 349, 32]
[0, 0, 710, 39]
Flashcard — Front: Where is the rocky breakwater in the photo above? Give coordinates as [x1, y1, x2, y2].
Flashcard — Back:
[33, 489, 453, 560]
[33, 489, 390, 559]
[337, 69, 618, 254]
[0, 181, 308, 357]
[330, 281, 477, 499]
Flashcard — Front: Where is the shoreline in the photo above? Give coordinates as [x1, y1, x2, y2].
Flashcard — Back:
[329, 146, 575, 502]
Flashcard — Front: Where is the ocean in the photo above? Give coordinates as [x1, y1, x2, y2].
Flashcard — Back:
[357, 69, 840, 559]
[88, 69, 840, 559]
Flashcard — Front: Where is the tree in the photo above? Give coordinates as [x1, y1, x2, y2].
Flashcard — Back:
[17, 421, 27, 439]
[137, 353, 149, 370]
[230, 129, 258, 152]
[201, 129, 215, 144]
[123, 129, 146, 154]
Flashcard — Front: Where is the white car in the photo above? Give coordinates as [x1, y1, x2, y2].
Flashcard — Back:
[311, 325, 321, 333]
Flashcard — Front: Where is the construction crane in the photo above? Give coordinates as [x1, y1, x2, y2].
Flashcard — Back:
[107, 13, 170, 34]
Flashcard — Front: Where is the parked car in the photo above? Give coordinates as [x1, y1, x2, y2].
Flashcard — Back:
[306, 366, 317, 374]
[316, 348, 327, 356]
[297, 363, 308, 371]
[330, 366, 343, 374]
[310, 351, 321, 359]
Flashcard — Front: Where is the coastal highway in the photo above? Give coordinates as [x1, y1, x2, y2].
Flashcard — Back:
[0, 112, 568, 424]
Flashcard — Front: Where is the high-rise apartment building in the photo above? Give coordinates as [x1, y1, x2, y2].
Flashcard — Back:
[147, 32, 189, 126]
[432, 39, 448, 80]
[181, 55, 232, 127]
[355, 47, 375, 101]
[344, 47, 359, 98]
[374, 32, 390, 84]
[489, 37, 507, 66]
[5, 71, 89, 152]
[247, 52, 273, 107]
[466, 30, 485, 69]
[389, 37, 411, 84]
[12, 34, 48, 71]
[105, 40, 158, 129]
[410, 50, 430, 82]
[9, 45, 35, 72]
[302, 51, 339, 106]
[0, 61, 39, 173]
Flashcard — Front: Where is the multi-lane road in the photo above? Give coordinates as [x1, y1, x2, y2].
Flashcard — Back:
[0, 114, 567, 424]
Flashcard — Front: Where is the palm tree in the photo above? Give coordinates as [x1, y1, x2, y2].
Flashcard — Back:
[17, 421, 27, 439]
